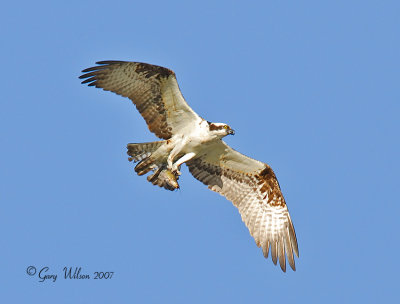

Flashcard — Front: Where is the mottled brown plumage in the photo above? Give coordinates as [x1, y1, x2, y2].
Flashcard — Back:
[186, 141, 299, 271]
[80, 60, 299, 272]
[80, 61, 198, 140]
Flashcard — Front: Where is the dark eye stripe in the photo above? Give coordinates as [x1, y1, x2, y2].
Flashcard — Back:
[209, 123, 229, 131]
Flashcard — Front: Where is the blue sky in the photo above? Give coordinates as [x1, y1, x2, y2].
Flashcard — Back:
[1, 0, 399, 303]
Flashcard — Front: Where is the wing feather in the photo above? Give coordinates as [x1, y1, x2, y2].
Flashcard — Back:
[271, 240, 278, 265]
[263, 240, 270, 258]
[80, 61, 201, 139]
[284, 226, 296, 270]
[187, 140, 299, 271]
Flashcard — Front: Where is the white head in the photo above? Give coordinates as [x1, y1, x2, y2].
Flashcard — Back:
[207, 121, 235, 138]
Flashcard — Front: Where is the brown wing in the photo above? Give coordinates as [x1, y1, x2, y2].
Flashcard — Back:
[79, 61, 201, 139]
[186, 140, 299, 272]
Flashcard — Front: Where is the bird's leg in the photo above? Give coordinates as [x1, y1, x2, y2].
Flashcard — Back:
[171, 152, 196, 175]
[167, 140, 186, 172]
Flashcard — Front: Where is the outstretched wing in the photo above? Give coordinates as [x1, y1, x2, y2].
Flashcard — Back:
[186, 141, 299, 272]
[80, 61, 202, 139]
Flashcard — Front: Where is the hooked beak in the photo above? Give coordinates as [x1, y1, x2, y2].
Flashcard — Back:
[228, 129, 235, 135]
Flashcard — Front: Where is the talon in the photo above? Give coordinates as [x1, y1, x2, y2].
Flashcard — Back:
[170, 165, 178, 173]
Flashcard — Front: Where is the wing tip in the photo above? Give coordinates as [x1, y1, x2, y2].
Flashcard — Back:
[95, 60, 125, 65]
[260, 233, 298, 272]
[80, 60, 125, 74]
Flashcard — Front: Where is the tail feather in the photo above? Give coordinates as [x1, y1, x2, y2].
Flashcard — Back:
[127, 141, 179, 191]
[135, 158, 155, 176]
[127, 141, 164, 162]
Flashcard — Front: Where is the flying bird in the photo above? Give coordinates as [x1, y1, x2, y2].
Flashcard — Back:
[79, 61, 299, 272]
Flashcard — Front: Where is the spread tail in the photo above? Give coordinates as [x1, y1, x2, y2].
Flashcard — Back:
[127, 141, 179, 191]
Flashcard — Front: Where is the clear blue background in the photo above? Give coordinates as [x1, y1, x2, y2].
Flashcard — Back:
[1, 0, 399, 303]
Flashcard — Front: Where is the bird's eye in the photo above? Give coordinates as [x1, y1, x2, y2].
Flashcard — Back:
[224, 125, 228, 129]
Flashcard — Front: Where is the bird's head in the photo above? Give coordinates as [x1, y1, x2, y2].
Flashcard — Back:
[207, 122, 235, 138]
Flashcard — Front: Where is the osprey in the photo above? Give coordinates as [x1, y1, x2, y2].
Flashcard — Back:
[80, 61, 299, 272]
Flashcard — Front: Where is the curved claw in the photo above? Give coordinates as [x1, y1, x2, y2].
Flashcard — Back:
[170, 164, 182, 176]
